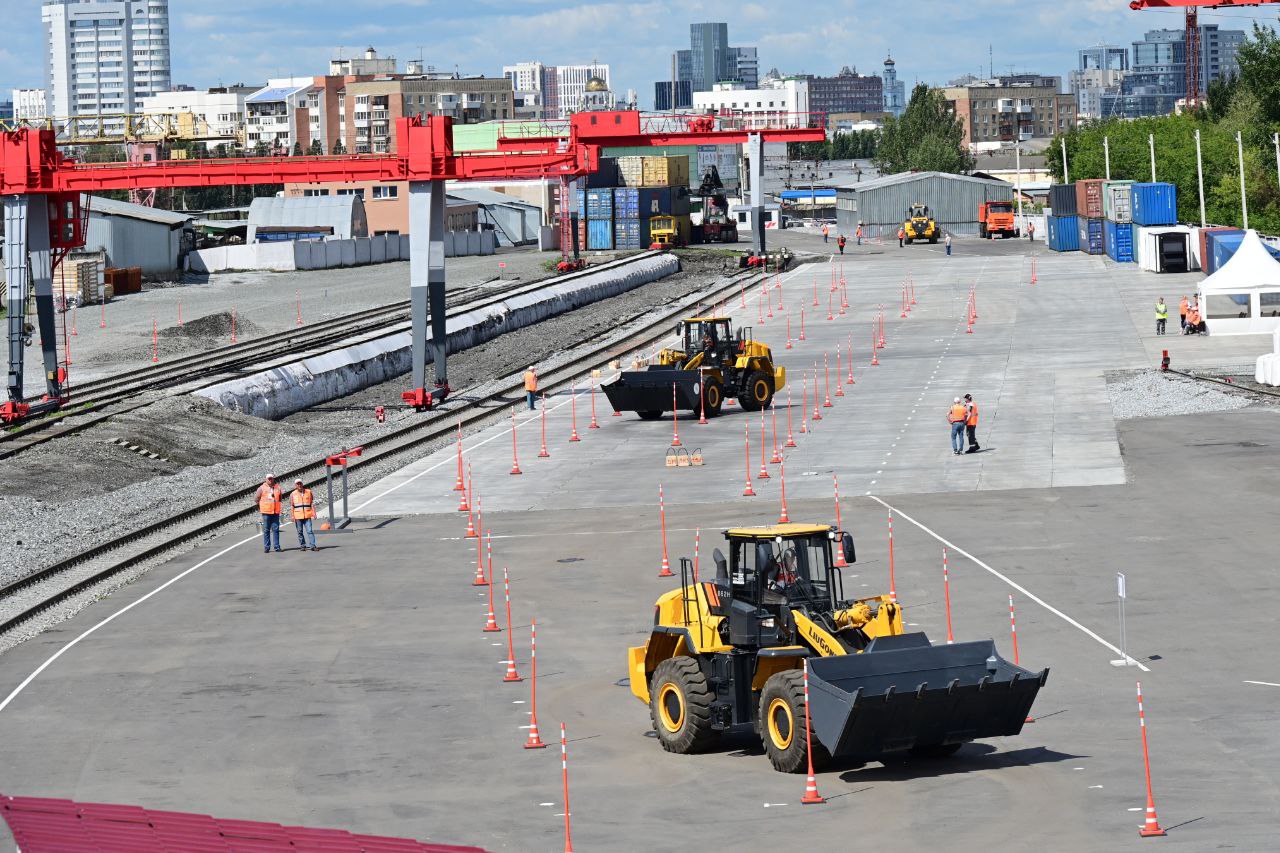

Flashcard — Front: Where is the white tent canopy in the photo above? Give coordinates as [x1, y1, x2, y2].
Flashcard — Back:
[1197, 229, 1280, 335]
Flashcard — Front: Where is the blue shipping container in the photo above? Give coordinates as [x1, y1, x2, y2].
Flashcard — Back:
[575, 189, 586, 216]
[1104, 220, 1134, 262]
[1204, 229, 1244, 274]
[1078, 218, 1104, 255]
[614, 219, 642, 249]
[1046, 215, 1080, 252]
[587, 218, 614, 250]
[611, 187, 691, 220]
[585, 188, 613, 219]
[1130, 182, 1177, 226]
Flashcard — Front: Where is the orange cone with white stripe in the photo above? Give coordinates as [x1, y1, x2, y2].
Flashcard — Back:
[1136, 682, 1167, 837]
[800, 659, 826, 805]
[502, 569, 523, 682]
[524, 619, 547, 749]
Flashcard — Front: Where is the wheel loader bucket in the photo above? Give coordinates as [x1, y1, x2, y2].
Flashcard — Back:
[602, 368, 701, 414]
[805, 633, 1047, 758]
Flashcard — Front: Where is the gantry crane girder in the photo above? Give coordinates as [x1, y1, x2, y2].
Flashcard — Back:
[1, 111, 824, 422]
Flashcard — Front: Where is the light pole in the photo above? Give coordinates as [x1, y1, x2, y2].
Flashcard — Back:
[1060, 136, 1069, 184]
[1104, 135, 1111, 181]
[1014, 142, 1024, 232]
[1195, 128, 1206, 227]
[1237, 131, 1249, 230]
[1148, 133, 1156, 183]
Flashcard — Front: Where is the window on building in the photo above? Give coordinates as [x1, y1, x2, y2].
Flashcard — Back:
[372, 185, 398, 200]
[336, 188, 365, 198]
[302, 189, 328, 197]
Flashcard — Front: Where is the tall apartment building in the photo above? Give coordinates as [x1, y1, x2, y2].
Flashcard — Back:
[42, 0, 172, 119]
[653, 80, 693, 111]
[671, 22, 759, 95]
[691, 78, 810, 128]
[329, 47, 397, 77]
[336, 74, 514, 154]
[13, 88, 49, 121]
[140, 86, 255, 147]
[1070, 45, 1128, 119]
[802, 67, 884, 117]
[502, 61, 610, 119]
[943, 75, 1077, 146]
[882, 55, 906, 117]
[1103, 26, 1245, 118]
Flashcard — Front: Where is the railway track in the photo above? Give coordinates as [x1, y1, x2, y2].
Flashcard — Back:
[0, 265, 768, 638]
[0, 252, 659, 459]
[1165, 367, 1280, 401]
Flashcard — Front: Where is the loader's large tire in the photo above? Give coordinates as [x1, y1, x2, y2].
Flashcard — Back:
[637, 410, 663, 421]
[737, 371, 774, 412]
[649, 657, 718, 754]
[759, 671, 830, 773]
[703, 378, 724, 418]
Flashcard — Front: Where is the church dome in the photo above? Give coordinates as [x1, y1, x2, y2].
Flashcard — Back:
[585, 76, 608, 92]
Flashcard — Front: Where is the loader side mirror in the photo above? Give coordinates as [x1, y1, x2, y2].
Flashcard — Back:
[713, 548, 728, 580]
[841, 532, 856, 565]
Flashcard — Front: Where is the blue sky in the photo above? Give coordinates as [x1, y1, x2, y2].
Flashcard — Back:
[3, 1, 1278, 109]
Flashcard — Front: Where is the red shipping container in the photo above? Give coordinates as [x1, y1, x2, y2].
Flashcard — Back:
[1198, 226, 1234, 274]
[1075, 179, 1105, 220]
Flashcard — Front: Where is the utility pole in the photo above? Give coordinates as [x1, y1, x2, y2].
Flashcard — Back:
[1148, 133, 1156, 183]
[1274, 133, 1280, 212]
[1104, 136, 1111, 181]
[1237, 131, 1249, 230]
[1015, 142, 1024, 232]
[1060, 137, 1069, 184]
[1195, 128, 1206, 227]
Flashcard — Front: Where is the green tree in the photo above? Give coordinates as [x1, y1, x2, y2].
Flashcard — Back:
[307, 139, 324, 156]
[874, 84, 973, 175]
[1235, 22, 1280, 125]
[292, 142, 304, 157]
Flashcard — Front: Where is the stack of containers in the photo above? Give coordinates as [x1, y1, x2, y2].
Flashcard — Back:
[1102, 179, 1136, 263]
[1075, 179, 1105, 255]
[611, 155, 693, 249]
[1130, 182, 1178, 227]
[585, 188, 615, 250]
[1046, 184, 1080, 252]
[1198, 226, 1240, 275]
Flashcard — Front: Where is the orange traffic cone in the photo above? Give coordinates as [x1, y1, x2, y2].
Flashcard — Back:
[473, 532, 491, 586]
[524, 619, 547, 749]
[502, 569, 523, 682]
[742, 423, 756, 497]
[835, 348, 846, 397]
[757, 410, 771, 480]
[569, 387, 582, 442]
[658, 484, 674, 577]
[482, 559, 501, 632]
[588, 380, 601, 429]
[800, 660, 826, 805]
[509, 409, 523, 475]
[1136, 682, 1167, 837]
[777, 461, 791, 524]
[453, 423, 466, 491]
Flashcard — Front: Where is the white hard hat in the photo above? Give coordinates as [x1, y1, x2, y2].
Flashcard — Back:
[954, 397, 961, 403]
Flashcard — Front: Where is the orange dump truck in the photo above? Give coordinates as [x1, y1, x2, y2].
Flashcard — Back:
[979, 201, 1019, 239]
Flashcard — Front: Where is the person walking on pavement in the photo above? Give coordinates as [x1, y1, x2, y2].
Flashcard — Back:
[523, 365, 539, 410]
[963, 394, 981, 453]
[897, 226, 906, 248]
[255, 474, 283, 553]
[822, 223, 829, 243]
[1155, 297, 1169, 336]
[290, 478, 317, 551]
[1178, 295, 1189, 332]
[945, 232, 953, 256]
[856, 223, 864, 245]
[836, 234, 847, 255]
[947, 397, 968, 456]
[1027, 221, 1035, 242]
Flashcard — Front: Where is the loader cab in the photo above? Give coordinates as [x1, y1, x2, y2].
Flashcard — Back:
[719, 525, 855, 648]
[680, 318, 734, 363]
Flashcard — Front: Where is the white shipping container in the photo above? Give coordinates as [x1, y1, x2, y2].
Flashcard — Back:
[1135, 225, 1198, 273]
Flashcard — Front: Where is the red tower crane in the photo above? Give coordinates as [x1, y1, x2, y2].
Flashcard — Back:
[1130, 1, 1280, 107]
[1, 111, 824, 423]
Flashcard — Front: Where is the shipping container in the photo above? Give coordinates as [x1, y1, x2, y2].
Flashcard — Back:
[1048, 184, 1078, 217]
[1130, 182, 1177, 226]
[1045, 215, 1080, 252]
[611, 186, 692, 219]
[1135, 225, 1198, 272]
[614, 219, 642, 249]
[587, 218, 614, 251]
[1078, 217, 1105, 255]
[1102, 180, 1134, 223]
[1075, 179, 1105, 219]
[575, 189, 586, 216]
[585, 158, 619, 189]
[1104, 220, 1134, 263]
[641, 155, 691, 188]
[1197, 227, 1238, 274]
[585, 188, 613, 220]
[616, 156, 645, 187]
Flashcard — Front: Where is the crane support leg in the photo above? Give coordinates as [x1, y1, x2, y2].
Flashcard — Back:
[402, 179, 449, 411]
[3, 194, 63, 422]
[747, 133, 766, 255]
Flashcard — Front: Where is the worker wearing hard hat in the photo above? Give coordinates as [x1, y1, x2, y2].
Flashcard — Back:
[290, 478, 317, 551]
[255, 474, 283, 553]
[523, 366, 539, 410]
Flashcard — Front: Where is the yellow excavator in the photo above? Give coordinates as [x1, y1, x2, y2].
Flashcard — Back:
[628, 523, 1047, 772]
[902, 203, 939, 244]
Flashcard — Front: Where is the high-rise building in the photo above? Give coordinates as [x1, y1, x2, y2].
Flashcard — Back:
[943, 75, 1077, 146]
[654, 80, 693, 111]
[801, 67, 884, 117]
[882, 54, 906, 117]
[42, 0, 172, 119]
[669, 23, 759, 96]
[1071, 46, 1128, 119]
[1103, 26, 1245, 117]
[13, 88, 49, 121]
[502, 61, 611, 118]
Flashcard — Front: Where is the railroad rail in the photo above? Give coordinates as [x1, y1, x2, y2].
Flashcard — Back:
[0, 252, 659, 459]
[0, 265, 769, 637]
[1165, 366, 1280, 402]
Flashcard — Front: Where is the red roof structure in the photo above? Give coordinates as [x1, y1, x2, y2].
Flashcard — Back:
[0, 794, 490, 853]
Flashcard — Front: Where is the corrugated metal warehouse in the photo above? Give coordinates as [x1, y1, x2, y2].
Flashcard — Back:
[84, 196, 194, 276]
[835, 172, 1014, 237]
[248, 195, 369, 243]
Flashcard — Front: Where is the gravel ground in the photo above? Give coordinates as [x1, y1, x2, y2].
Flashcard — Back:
[1105, 368, 1261, 420]
[0, 251, 753, 596]
[19, 246, 623, 387]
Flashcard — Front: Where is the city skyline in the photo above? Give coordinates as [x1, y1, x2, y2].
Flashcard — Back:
[2, 1, 1278, 114]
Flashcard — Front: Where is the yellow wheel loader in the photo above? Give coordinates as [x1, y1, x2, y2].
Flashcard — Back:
[628, 523, 1047, 772]
[902, 203, 939, 244]
[602, 317, 784, 419]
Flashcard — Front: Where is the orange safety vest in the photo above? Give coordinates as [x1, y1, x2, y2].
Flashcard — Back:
[1179, 297, 1189, 316]
[257, 483, 282, 515]
[966, 402, 979, 427]
[291, 488, 315, 521]
[948, 403, 967, 423]
[523, 370, 538, 392]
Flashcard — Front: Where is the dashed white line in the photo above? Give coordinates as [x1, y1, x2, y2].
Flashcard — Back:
[1244, 680, 1280, 687]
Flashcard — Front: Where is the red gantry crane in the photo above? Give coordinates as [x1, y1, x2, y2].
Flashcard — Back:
[1130, 1, 1280, 107]
[1, 111, 824, 423]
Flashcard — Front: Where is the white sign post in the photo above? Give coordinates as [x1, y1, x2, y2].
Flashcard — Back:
[1110, 571, 1134, 667]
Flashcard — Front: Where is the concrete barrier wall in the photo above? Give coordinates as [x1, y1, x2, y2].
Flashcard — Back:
[195, 253, 681, 419]
[188, 231, 495, 273]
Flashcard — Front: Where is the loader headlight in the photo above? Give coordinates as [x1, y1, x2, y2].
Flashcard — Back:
[759, 617, 775, 628]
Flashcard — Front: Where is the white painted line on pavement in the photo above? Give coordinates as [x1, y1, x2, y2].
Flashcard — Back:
[1244, 680, 1280, 687]
[867, 495, 1150, 673]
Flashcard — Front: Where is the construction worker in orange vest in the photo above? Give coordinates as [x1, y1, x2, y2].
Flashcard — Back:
[290, 478, 317, 551]
[856, 223, 864, 245]
[255, 474, 283, 553]
[836, 233, 847, 255]
[523, 366, 539, 410]
[947, 398, 968, 456]
[963, 393, 981, 453]
[822, 223, 829, 243]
